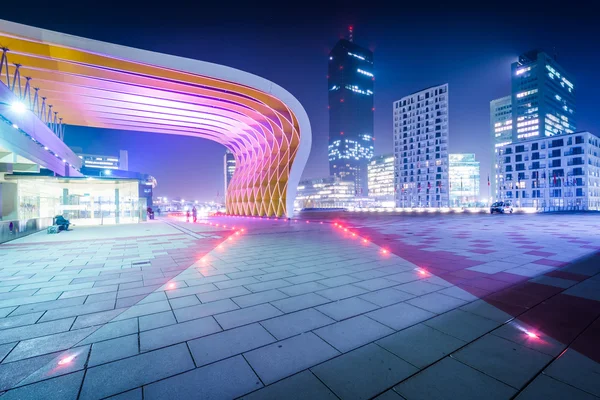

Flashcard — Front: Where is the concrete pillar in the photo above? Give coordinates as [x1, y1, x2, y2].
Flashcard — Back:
[115, 188, 120, 224]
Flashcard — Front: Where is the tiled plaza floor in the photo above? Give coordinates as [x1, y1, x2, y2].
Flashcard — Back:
[0, 213, 599, 399]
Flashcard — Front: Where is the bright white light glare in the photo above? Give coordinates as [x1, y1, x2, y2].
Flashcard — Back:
[11, 124, 18, 129]
[11, 101, 26, 113]
[525, 331, 538, 339]
[58, 355, 75, 365]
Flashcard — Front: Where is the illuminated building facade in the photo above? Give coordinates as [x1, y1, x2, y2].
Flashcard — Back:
[449, 153, 480, 206]
[77, 150, 129, 171]
[394, 84, 450, 208]
[223, 150, 236, 202]
[511, 50, 575, 143]
[496, 131, 600, 211]
[328, 36, 374, 196]
[0, 20, 312, 218]
[367, 154, 394, 205]
[294, 177, 356, 209]
[490, 96, 512, 199]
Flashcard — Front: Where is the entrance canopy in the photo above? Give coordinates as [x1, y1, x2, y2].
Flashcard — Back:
[0, 20, 311, 217]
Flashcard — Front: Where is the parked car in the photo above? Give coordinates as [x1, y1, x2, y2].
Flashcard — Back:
[490, 201, 513, 214]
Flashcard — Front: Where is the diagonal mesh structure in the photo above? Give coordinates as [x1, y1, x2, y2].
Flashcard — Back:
[0, 19, 311, 217]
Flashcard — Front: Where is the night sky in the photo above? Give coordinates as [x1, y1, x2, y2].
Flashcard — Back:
[2, 2, 598, 202]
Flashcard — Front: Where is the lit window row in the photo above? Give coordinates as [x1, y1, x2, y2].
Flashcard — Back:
[516, 66, 531, 75]
[517, 131, 539, 139]
[347, 52, 365, 61]
[516, 89, 538, 98]
[495, 125, 512, 133]
[357, 68, 373, 77]
[517, 118, 538, 128]
[344, 85, 373, 95]
[517, 125, 538, 134]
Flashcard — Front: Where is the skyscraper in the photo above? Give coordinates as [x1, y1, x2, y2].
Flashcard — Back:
[490, 96, 512, 199]
[394, 84, 450, 208]
[367, 154, 395, 205]
[511, 50, 575, 143]
[328, 30, 374, 196]
[223, 150, 235, 202]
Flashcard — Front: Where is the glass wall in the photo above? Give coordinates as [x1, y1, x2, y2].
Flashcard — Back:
[15, 177, 142, 225]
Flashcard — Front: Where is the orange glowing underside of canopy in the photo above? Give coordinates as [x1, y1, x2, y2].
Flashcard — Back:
[0, 26, 308, 217]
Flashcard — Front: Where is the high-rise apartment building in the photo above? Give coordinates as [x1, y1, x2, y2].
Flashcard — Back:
[223, 150, 236, 202]
[328, 34, 374, 196]
[490, 96, 513, 199]
[511, 50, 575, 143]
[449, 153, 481, 206]
[394, 84, 450, 208]
[496, 131, 600, 210]
[367, 154, 395, 205]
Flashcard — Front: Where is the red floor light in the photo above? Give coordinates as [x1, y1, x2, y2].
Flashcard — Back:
[58, 355, 75, 365]
[381, 249, 388, 254]
[167, 283, 176, 289]
[363, 239, 368, 243]
[525, 331, 539, 339]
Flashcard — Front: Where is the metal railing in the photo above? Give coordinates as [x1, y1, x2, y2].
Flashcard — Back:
[0, 48, 65, 140]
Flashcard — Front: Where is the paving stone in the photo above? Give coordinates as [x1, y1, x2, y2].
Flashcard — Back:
[139, 310, 176, 331]
[39, 300, 116, 322]
[353, 278, 398, 291]
[270, 293, 330, 313]
[316, 296, 379, 321]
[279, 281, 329, 297]
[80, 343, 195, 399]
[197, 286, 251, 303]
[317, 275, 361, 287]
[144, 355, 262, 400]
[241, 370, 338, 400]
[543, 349, 600, 397]
[314, 315, 394, 353]
[140, 316, 221, 352]
[312, 343, 418, 400]
[394, 357, 516, 400]
[89, 334, 139, 367]
[459, 299, 514, 323]
[244, 332, 339, 385]
[188, 323, 275, 367]
[11, 296, 86, 315]
[0, 370, 84, 400]
[164, 283, 218, 299]
[424, 309, 500, 342]
[0, 351, 60, 391]
[80, 319, 139, 345]
[112, 300, 171, 321]
[515, 374, 597, 400]
[367, 302, 435, 331]
[173, 298, 238, 323]
[106, 388, 142, 400]
[168, 295, 200, 309]
[71, 308, 125, 329]
[395, 280, 446, 296]
[245, 279, 292, 293]
[492, 321, 565, 357]
[232, 289, 288, 308]
[359, 288, 415, 307]
[377, 323, 466, 368]
[406, 292, 468, 314]
[18, 345, 90, 386]
[214, 303, 282, 330]
[284, 273, 326, 285]
[0, 312, 43, 330]
[0, 342, 16, 362]
[261, 308, 334, 339]
[4, 327, 95, 363]
[453, 334, 552, 389]
[317, 284, 369, 301]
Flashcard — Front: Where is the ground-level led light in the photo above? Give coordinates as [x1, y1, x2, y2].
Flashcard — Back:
[525, 331, 538, 339]
[167, 283, 176, 289]
[58, 355, 75, 365]
[363, 239, 368, 243]
[344, 228, 348, 232]
[381, 249, 389, 254]
[12, 124, 18, 129]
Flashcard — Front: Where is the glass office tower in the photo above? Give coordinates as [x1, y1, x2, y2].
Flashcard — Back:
[449, 153, 481, 206]
[511, 50, 575, 143]
[328, 38, 374, 196]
